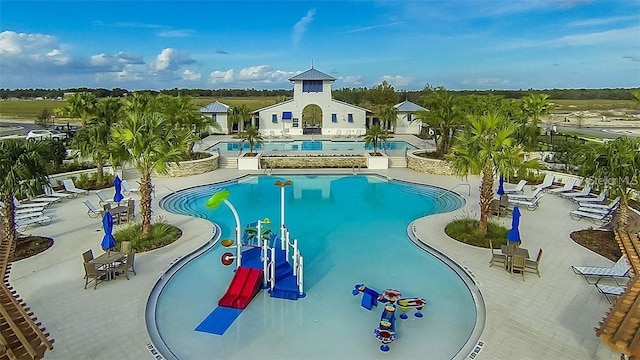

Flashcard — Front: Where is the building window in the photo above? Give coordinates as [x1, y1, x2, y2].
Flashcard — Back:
[331, 114, 337, 123]
[347, 114, 353, 123]
[302, 80, 323, 92]
[293, 118, 299, 127]
[272, 114, 278, 123]
[212, 114, 217, 121]
[282, 111, 292, 120]
[407, 114, 412, 122]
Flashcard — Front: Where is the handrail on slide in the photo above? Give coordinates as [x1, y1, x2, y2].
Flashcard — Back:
[438, 183, 471, 198]
[281, 228, 304, 296]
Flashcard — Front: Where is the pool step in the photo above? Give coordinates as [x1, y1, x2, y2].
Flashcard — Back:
[218, 156, 238, 169]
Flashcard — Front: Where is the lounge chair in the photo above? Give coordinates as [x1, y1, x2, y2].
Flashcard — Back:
[548, 178, 577, 194]
[579, 197, 620, 211]
[569, 209, 613, 224]
[83, 200, 103, 218]
[571, 256, 629, 285]
[15, 206, 46, 215]
[595, 283, 626, 304]
[62, 179, 89, 196]
[121, 180, 139, 195]
[95, 189, 114, 206]
[573, 190, 607, 204]
[576, 206, 612, 215]
[28, 194, 61, 205]
[503, 180, 527, 195]
[13, 197, 53, 209]
[507, 187, 543, 202]
[560, 184, 592, 199]
[15, 215, 52, 229]
[489, 239, 507, 268]
[15, 211, 45, 221]
[508, 194, 543, 210]
[524, 249, 543, 277]
[43, 184, 73, 200]
[534, 174, 555, 192]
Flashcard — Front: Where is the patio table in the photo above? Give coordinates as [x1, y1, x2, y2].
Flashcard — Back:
[89, 251, 125, 280]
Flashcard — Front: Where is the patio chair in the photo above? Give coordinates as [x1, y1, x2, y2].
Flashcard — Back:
[560, 184, 592, 199]
[489, 239, 507, 268]
[595, 282, 626, 304]
[524, 249, 543, 277]
[82, 249, 94, 264]
[549, 178, 577, 195]
[43, 184, 72, 200]
[533, 174, 555, 192]
[507, 187, 543, 202]
[508, 194, 543, 211]
[503, 180, 527, 195]
[569, 209, 613, 224]
[83, 200, 103, 218]
[62, 179, 89, 196]
[510, 254, 526, 281]
[121, 180, 139, 195]
[83, 262, 108, 290]
[115, 252, 136, 280]
[571, 256, 629, 285]
[120, 241, 132, 253]
[573, 190, 607, 204]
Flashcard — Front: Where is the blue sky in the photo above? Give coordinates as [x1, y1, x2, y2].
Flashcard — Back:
[1, 0, 639, 91]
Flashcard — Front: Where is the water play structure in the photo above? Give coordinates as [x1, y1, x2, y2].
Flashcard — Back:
[352, 283, 427, 352]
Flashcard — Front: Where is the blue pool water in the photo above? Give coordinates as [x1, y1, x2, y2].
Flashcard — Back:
[208, 140, 417, 153]
[151, 174, 478, 360]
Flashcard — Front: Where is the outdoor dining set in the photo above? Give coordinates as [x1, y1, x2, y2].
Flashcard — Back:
[82, 242, 136, 290]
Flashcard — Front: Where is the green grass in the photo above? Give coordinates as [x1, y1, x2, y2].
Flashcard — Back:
[444, 218, 508, 248]
[552, 99, 638, 112]
[113, 221, 182, 252]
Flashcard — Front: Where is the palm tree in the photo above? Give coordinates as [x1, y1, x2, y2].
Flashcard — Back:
[417, 87, 464, 157]
[582, 137, 640, 231]
[363, 125, 389, 155]
[377, 104, 398, 132]
[446, 112, 527, 234]
[65, 92, 97, 125]
[518, 93, 551, 150]
[158, 94, 216, 158]
[240, 126, 263, 155]
[111, 112, 193, 235]
[0, 140, 50, 257]
[229, 104, 251, 135]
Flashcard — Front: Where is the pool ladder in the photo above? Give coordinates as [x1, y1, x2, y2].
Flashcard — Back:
[352, 164, 361, 175]
[264, 164, 273, 175]
[438, 183, 471, 198]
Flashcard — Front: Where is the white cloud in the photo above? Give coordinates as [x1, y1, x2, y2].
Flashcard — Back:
[181, 69, 201, 81]
[461, 77, 513, 88]
[90, 52, 144, 70]
[337, 22, 402, 35]
[208, 69, 235, 84]
[567, 15, 639, 28]
[150, 48, 195, 71]
[292, 9, 315, 47]
[338, 75, 364, 86]
[381, 75, 412, 88]
[0, 30, 69, 64]
[157, 29, 195, 38]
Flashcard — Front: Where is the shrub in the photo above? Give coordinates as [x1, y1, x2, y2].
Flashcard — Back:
[445, 218, 508, 248]
[113, 219, 182, 252]
[73, 172, 115, 190]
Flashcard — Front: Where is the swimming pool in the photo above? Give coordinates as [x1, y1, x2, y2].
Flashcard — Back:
[150, 174, 481, 359]
[208, 140, 417, 153]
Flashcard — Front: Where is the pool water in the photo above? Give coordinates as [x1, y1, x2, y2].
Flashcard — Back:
[152, 174, 477, 360]
[208, 140, 417, 153]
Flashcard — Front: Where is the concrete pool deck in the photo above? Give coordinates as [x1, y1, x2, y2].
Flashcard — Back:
[8, 135, 620, 360]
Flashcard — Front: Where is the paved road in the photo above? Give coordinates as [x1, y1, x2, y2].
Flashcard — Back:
[555, 125, 640, 139]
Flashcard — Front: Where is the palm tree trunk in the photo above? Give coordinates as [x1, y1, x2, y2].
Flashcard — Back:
[478, 165, 494, 234]
[96, 161, 104, 185]
[2, 191, 17, 259]
[140, 172, 153, 236]
[618, 197, 629, 232]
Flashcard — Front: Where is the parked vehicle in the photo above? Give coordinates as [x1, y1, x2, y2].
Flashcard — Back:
[25, 129, 68, 141]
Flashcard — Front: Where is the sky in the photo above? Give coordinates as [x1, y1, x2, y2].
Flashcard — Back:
[1, 0, 639, 91]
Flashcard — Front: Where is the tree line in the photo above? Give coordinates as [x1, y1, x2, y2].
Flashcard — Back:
[1, 86, 637, 102]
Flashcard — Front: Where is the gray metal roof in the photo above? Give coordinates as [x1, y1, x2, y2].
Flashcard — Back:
[200, 101, 229, 113]
[394, 100, 427, 112]
[289, 68, 336, 81]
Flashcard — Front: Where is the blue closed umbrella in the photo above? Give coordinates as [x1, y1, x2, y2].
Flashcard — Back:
[113, 175, 124, 203]
[101, 212, 116, 251]
[506, 206, 521, 244]
[497, 175, 505, 196]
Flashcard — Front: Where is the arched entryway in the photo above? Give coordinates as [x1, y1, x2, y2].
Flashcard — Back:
[302, 104, 322, 135]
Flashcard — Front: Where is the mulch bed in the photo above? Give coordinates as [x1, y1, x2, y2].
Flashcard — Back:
[12, 236, 54, 262]
[570, 229, 621, 261]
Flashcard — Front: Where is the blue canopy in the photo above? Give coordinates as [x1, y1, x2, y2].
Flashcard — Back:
[101, 212, 116, 251]
[113, 175, 124, 203]
[497, 175, 505, 196]
[506, 206, 521, 243]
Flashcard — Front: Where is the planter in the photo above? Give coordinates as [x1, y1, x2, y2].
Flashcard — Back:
[407, 150, 455, 175]
[365, 152, 389, 170]
[238, 152, 261, 170]
[261, 155, 365, 169]
[156, 152, 219, 177]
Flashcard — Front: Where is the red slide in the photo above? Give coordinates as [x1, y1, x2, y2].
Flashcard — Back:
[218, 267, 263, 309]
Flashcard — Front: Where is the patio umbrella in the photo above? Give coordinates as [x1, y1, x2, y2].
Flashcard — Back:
[101, 212, 116, 252]
[497, 175, 505, 196]
[113, 175, 124, 204]
[506, 206, 521, 244]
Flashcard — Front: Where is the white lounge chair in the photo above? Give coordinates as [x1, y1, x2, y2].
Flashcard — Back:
[507, 187, 543, 201]
[560, 184, 592, 199]
[549, 178, 577, 194]
[15, 215, 52, 229]
[573, 190, 607, 204]
[62, 179, 89, 196]
[95, 189, 114, 206]
[576, 206, 611, 215]
[570, 209, 613, 224]
[121, 180, 139, 195]
[83, 200, 103, 218]
[43, 184, 73, 199]
[595, 283, 626, 304]
[579, 197, 620, 211]
[508, 194, 542, 210]
[15, 206, 46, 215]
[28, 195, 61, 204]
[503, 180, 527, 195]
[15, 211, 45, 221]
[13, 197, 53, 209]
[571, 256, 629, 285]
[534, 174, 555, 192]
